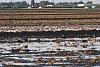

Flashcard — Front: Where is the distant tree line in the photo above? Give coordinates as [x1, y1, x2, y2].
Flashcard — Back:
[0, 0, 100, 8]
[0, 1, 30, 8]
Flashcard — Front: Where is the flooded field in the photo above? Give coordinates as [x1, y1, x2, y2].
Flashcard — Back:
[0, 37, 100, 67]
[0, 8, 100, 67]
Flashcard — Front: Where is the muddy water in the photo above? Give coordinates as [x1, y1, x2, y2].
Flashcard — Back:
[0, 37, 100, 67]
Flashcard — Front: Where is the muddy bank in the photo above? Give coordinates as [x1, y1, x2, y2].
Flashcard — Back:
[0, 30, 99, 38]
